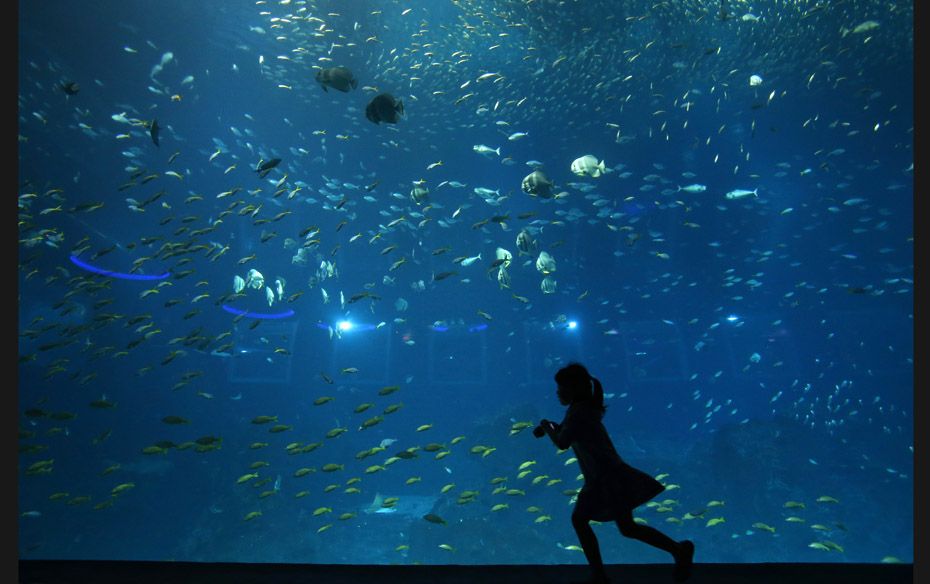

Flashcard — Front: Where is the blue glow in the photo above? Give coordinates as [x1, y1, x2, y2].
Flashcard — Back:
[726, 315, 740, 322]
[468, 323, 488, 333]
[221, 305, 295, 320]
[338, 320, 353, 331]
[567, 321, 578, 329]
[70, 255, 169, 281]
[431, 325, 449, 332]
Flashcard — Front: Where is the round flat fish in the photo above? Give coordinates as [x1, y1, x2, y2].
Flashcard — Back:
[521, 170, 553, 198]
[246, 268, 264, 290]
[316, 66, 358, 93]
[410, 186, 429, 205]
[366, 93, 404, 124]
[570, 155, 606, 177]
[149, 118, 160, 147]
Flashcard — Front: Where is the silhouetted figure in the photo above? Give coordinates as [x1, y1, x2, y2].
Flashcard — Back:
[536, 362, 694, 584]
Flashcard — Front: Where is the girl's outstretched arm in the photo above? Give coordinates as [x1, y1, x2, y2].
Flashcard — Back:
[543, 418, 575, 450]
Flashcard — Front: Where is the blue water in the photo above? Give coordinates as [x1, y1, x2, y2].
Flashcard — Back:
[18, 0, 913, 565]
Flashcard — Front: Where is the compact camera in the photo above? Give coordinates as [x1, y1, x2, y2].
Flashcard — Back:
[533, 421, 553, 438]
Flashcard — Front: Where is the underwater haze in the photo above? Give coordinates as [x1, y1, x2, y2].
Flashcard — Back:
[18, 0, 913, 565]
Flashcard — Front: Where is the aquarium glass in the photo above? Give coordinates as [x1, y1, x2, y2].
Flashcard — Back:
[18, 0, 913, 565]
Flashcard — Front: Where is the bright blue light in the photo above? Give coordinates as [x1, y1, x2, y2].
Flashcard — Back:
[567, 321, 578, 329]
[338, 320, 353, 331]
[726, 315, 740, 322]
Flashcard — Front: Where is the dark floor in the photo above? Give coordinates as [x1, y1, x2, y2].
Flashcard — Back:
[17, 560, 914, 584]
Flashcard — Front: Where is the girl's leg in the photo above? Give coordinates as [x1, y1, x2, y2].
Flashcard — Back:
[572, 509, 609, 581]
[615, 510, 694, 581]
[614, 509, 681, 556]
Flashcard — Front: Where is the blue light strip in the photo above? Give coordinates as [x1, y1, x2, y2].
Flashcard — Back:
[221, 304, 295, 320]
[69, 255, 169, 281]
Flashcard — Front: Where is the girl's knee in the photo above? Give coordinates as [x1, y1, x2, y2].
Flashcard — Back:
[571, 512, 590, 529]
[616, 520, 639, 537]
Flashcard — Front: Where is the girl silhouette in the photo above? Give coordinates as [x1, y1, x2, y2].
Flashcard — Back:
[539, 362, 694, 583]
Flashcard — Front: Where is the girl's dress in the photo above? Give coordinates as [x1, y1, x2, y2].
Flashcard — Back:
[549, 402, 665, 521]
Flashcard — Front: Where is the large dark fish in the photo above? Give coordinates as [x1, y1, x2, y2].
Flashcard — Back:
[149, 119, 160, 147]
[365, 93, 404, 124]
[256, 158, 282, 179]
[315, 66, 358, 93]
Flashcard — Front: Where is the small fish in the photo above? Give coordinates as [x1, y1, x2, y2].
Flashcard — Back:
[473, 144, 501, 157]
[725, 188, 758, 199]
[459, 254, 482, 267]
